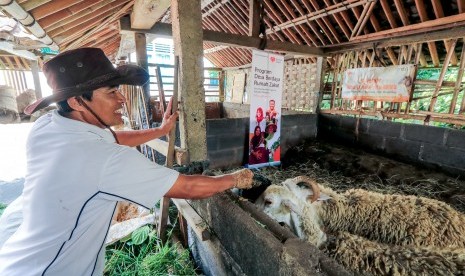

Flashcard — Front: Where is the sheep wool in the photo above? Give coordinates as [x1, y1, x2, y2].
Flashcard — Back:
[325, 232, 465, 276]
[318, 186, 465, 248]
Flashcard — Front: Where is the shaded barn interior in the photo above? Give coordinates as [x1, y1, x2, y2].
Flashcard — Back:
[1, 0, 465, 275]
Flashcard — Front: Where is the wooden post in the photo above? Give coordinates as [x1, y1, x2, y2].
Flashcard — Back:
[158, 57, 180, 244]
[171, 0, 207, 162]
[249, 0, 261, 37]
[135, 32, 152, 123]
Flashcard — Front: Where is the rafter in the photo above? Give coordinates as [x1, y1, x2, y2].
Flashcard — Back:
[430, 0, 458, 65]
[266, 0, 370, 37]
[414, 0, 440, 66]
[120, 16, 324, 56]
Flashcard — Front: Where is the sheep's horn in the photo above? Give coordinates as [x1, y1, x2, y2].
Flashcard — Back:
[291, 176, 320, 203]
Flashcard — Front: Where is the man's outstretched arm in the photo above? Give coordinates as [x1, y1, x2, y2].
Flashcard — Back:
[165, 169, 254, 199]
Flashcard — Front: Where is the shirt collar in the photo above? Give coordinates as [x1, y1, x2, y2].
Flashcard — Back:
[51, 110, 116, 143]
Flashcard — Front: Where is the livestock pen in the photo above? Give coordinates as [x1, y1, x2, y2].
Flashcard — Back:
[165, 103, 465, 275]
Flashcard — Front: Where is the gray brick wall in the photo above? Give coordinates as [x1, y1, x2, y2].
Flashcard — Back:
[207, 114, 318, 168]
[318, 114, 465, 177]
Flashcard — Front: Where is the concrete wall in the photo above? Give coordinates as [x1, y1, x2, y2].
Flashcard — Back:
[319, 114, 465, 177]
[206, 113, 318, 168]
[188, 192, 350, 276]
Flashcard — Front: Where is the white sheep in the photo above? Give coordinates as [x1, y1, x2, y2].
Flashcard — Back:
[268, 176, 465, 248]
[255, 177, 465, 275]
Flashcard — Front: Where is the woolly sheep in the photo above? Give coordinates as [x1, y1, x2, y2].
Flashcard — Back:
[256, 178, 465, 275]
[260, 176, 465, 248]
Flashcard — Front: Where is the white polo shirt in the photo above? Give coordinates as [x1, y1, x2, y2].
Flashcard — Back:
[0, 111, 179, 275]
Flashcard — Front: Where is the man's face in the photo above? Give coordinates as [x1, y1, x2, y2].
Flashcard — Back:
[269, 100, 275, 110]
[86, 86, 126, 126]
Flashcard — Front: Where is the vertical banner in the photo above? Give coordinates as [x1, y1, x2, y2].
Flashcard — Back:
[247, 50, 284, 168]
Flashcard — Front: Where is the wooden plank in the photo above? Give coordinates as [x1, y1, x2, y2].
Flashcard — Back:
[172, 199, 210, 241]
[31, 0, 84, 20]
[47, 0, 127, 34]
[131, 0, 170, 29]
[21, 0, 52, 11]
[63, 1, 134, 50]
[120, 16, 324, 56]
[48, 10, 115, 37]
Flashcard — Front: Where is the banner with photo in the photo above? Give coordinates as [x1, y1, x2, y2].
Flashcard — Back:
[247, 50, 284, 168]
[341, 64, 415, 102]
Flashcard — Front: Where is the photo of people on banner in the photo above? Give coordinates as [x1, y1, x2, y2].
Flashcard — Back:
[248, 99, 281, 166]
[247, 50, 284, 168]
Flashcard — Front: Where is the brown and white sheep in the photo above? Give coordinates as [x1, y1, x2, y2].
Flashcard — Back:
[255, 176, 465, 275]
[272, 176, 465, 248]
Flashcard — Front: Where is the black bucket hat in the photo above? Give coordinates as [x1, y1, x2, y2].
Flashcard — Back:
[25, 47, 149, 115]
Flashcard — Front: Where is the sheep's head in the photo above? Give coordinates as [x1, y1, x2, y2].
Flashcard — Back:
[255, 181, 327, 247]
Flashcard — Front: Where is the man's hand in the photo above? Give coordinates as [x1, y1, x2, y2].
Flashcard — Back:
[160, 97, 179, 136]
[230, 168, 254, 189]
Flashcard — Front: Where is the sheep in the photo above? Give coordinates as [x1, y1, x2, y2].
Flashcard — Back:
[256, 179, 465, 275]
[270, 176, 465, 248]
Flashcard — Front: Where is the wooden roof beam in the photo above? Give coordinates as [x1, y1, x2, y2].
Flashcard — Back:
[130, 0, 170, 29]
[288, 0, 327, 45]
[64, 1, 133, 50]
[302, 0, 340, 44]
[414, 0, 440, 67]
[39, 0, 117, 29]
[459, 0, 465, 13]
[262, 0, 302, 44]
[430, 0, 458, 65]
[248, 0, 260, 37]
[31, 0, 85, 20]
[267, 0, 370, 38]
[48, 9, 120, 37]
[393, 0, 409, 26]
[350, 0, 377, 39]
[20, 0, 52, 12]
[322, 17, 465, 54]
[379, 0, 397, 28]
[120, 16, 324, 56]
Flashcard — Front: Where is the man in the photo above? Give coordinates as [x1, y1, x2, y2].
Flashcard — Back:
[0, 48, 253, 275]
[265, 99, 278, 125]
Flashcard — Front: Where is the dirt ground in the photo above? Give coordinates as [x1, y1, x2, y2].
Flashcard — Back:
[248, 139, 465, 213]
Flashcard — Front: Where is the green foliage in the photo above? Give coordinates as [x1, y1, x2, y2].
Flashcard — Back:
[104, 224, 197, 276]
[0, 203, 7, 217]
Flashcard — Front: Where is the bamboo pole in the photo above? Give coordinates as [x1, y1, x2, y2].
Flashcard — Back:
[429, 38, 458, 112]
[450, 38, 465, 114]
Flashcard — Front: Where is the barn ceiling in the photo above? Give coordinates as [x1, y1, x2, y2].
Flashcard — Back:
[0, 0, 464, 69]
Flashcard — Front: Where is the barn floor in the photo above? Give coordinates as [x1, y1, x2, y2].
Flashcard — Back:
[247, 139, 465, 213]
